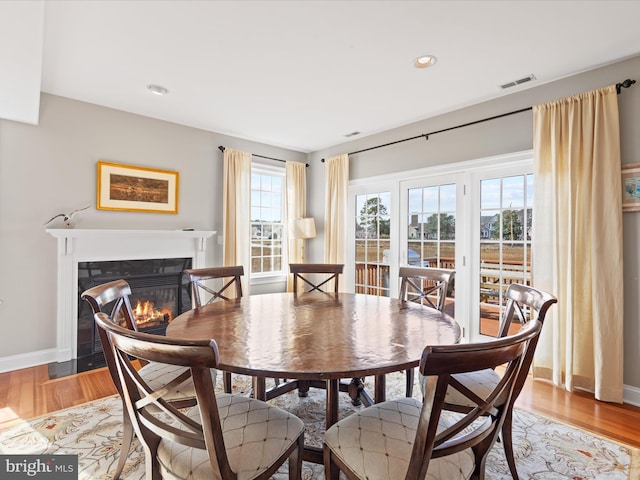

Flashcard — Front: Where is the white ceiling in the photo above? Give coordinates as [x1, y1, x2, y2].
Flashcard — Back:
[4, 0, 640, 152]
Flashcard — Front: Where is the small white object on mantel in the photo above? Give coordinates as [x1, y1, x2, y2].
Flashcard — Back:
[45, 228, 216, 362]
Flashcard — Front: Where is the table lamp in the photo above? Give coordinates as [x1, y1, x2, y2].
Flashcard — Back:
[291, 217, 316, 262]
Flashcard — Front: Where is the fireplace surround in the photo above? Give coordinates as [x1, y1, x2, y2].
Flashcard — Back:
[46, 229, 216, 367]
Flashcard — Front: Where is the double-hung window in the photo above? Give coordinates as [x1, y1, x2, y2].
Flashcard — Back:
[250, 164, 286, 278]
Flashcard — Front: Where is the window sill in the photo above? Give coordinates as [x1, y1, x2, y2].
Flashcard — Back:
[250, 274, 288, 285]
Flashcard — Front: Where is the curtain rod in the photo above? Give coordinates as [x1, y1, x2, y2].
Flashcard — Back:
[218, 146, 309, 167]
[321, 78, 636, 162]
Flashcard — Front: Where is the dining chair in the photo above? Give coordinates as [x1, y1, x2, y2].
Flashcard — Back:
[440, 283, 557, 480]
[81, 279, 215, 480]
[289, 263, 344, 293]
[94, 311, 305, 480]
[282, 263, 367, 404]
[184, 265, 244, 394]
[399, 266, 456, 397]
[183, 265, 244, 306]
[323, 318, 542, 480]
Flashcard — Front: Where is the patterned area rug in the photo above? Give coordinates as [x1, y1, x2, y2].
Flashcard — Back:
[1, 372, 638, 479]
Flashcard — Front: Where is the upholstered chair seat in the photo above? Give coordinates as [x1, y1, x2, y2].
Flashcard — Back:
[137, 361, 216, 400]
[324, 398, 475, 480]
[158, 394, 304, 480]
[442, 369, 502, 408]
[323, 319, 543, 480]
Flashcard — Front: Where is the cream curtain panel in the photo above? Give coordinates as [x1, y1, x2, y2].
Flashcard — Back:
[285, 161, 307, 292]
[223, 148, 252, 296]
[324, 154, 349, 288]
[532, 85, 624, 403]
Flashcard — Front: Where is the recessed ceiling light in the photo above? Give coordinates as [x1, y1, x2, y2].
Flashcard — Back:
[415, 55, 437, 68]
[147, 84, 168, 96]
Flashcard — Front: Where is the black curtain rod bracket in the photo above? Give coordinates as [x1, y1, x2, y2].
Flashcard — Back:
[321, 78, 635, 162]
[616, 78, 636, 94]
[218, 145, 309, 167]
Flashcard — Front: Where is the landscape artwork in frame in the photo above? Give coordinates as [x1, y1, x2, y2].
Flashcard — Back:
[622, 163, 640, 212]
[97, 161, 179, 213]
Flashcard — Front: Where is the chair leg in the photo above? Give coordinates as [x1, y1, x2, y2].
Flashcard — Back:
[113, 410, 135, 479]
[323, 445, 341, 480]
[502, 410, 520, 480]
[289, 434, 304, 480]
[405, 368, 414, 397]
[223, 371, 232, 393]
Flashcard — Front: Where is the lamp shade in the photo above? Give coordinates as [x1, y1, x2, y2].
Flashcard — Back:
[291, 217, 316, 239]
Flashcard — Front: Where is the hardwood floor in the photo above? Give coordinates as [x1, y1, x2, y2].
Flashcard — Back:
[1, 363, 640, 450]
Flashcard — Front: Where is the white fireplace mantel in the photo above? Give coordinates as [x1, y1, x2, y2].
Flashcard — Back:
[46, 228, 216, 361]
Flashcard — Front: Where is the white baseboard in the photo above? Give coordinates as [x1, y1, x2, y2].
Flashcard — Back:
[0, 349, 60, 374]
[623, 383, 640, 407]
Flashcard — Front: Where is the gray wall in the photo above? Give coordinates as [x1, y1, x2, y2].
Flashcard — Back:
[307, 54, 640, 393]
[0, 93, 305, 365]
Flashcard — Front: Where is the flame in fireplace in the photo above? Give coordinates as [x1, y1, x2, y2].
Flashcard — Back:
[133, 299, 173, 327]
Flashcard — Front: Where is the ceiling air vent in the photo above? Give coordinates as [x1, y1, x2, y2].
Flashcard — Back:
[499, 74, 536, 90]
[344, 131, 361, 138]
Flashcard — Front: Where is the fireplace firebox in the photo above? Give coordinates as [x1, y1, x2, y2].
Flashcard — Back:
[76, 257, 193, 372]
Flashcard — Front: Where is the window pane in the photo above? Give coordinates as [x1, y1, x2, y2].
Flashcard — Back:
[440, 184, 456, 212]
[480, 210, 500, 239]
[481, 178, 500, 209]
[408, 188, 421, 213]
[422, 186, 438, 212]
[503, 175, 525, 208]
[440, 213, 455, 240]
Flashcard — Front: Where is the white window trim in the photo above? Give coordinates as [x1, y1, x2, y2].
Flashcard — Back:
[250, 162, 287, 283]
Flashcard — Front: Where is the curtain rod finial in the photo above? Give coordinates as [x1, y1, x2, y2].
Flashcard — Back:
[616, 79, 635, 94]
[218, 146, 225, 153]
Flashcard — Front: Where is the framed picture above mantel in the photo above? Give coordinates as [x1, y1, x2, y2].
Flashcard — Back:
[97, 161, 179, 214]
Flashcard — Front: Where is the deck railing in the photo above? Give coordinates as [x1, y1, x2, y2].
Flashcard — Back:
[354, 259, 530, 337]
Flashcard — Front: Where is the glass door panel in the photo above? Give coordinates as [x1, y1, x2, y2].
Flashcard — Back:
[406, 183, 456, 315]
[479, 174, 533, 337]
[355, 191, 391, 296]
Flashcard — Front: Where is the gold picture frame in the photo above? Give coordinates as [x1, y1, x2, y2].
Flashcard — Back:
[97, 161, 179, 214]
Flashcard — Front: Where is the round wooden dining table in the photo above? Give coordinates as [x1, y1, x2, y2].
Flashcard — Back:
[166, 291, 461, 463]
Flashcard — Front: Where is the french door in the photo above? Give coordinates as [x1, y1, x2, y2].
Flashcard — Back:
[347, 151, 533, 342]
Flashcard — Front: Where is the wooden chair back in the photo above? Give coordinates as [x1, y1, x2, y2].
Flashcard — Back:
[496, 283, 557, 397]
[399, 266, 455, 311]
[95, 313, 234, 478]
[184, 265, 244, 307]
[289, 263, 344, 293]
[95, 313, 303, 480]
[324, 318, 542, 480]
[410, 319, 542, 479]
[81, 279, 137, 394]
